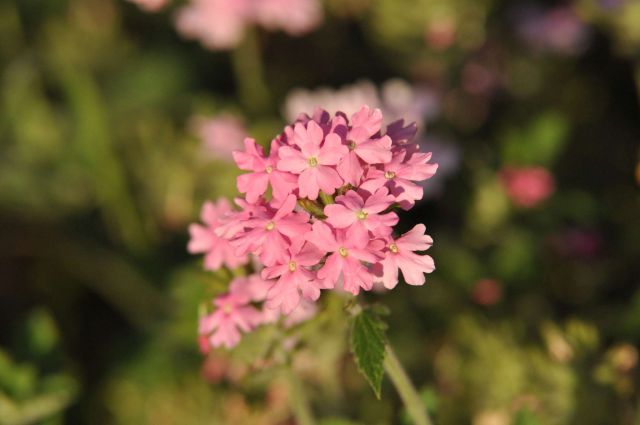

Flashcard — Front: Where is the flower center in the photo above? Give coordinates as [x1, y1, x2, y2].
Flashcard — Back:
[389, 243, 399, 253]
[348, 140, 357, 150]
[288, 261, 297, 272]
[223, 303, 233, 314]
[308, 157, 318, 167]
[356, 210, 368, 220]
[265, 221, 275, 231]
[265, 165, 273, 174]
[384, 170, 396, 179]
[338, 247, 348, 257]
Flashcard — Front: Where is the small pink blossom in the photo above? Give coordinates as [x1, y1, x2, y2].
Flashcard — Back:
[277, 121, 347, 200]
[188, 199, 249, 270]
[324, 188, 398, 235]
[499, 166, 555, 208]
[233, 138, 298, 203]
[261, 240, 326, 314]
[376, 224, 435, 289]
[305, 222, 382, 294]
[338, 106, 393, 185]
[361, 149, 438, 210]
[231, 195, 311, 266]
[199, 291, 263, 349]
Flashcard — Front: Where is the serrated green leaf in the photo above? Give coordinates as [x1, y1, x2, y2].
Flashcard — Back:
[350, 308, 388, 399]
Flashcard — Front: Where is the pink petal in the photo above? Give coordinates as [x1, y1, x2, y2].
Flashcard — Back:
[363, 187, 395, 214]
[298, 168, 320, 200]
[396, 252, 434, 285]
[237, 172, 270, 203]
[380, 255, 399, 289]
[396, 224, 433, 251]
[355, 137, 393, 164]
[277, 146, 308, 173]
[335, 190, 364, 211]
[305, 221, 338, 252]
[316, 166, 343, 195]
[337, 151, 364, 186]
[318, 133, 348, 165]
[325, 203, 357, 228]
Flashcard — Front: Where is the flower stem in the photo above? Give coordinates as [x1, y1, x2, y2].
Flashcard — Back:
[384, 345, 433, 425]
[285, 367, 317, 425]
[230, 28, 270, 115]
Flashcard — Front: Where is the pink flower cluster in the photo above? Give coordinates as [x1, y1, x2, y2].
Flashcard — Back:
[190, 106, 438, 349]
[176, 0, 322, 50]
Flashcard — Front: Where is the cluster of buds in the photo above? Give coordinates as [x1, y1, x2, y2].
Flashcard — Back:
[189, 106, 438, 349]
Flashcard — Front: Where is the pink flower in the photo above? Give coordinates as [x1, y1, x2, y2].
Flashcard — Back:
[277, 121, 347, 200]
[195, 114, 247, 162]
[176, 0, 251, 50]
[361, 148, 438, 210]
[188, 199, 249, 270]
[231, 195, 311, 266]
[324, 188, 398, 235]
[499, 166, 555, 208]
[254, 0, 322, 36]
[376, 224, 435, 289]
[305, 222, 382, 294]
[127, 0, 168, 12]
[199, 291, 263, 349]
[261, 240, 326, 314]
[338, 106, 393, 185]
[233, 138, 298, 203]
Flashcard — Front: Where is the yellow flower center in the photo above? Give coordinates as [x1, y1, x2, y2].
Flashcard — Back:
[308, 157, 318, 167]
[288, 261, 297, 272]
[384, 170, 396, 179]
[389, 243, 399, 253]
[338, 247, 348, 257]
[265, 221, 275, 231]
[223, 303, 233, 314]
[265, 165, 273, 174]
[356, 210, 368, 220]
[348, 140, 357, 150]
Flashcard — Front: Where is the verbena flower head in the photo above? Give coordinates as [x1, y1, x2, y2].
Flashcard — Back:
[190, 106, 438, 349]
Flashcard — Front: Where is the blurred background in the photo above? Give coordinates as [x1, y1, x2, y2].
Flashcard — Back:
[1, 0, 639, 423]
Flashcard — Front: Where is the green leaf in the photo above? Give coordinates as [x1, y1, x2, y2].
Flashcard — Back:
[349, 307, 388, 399]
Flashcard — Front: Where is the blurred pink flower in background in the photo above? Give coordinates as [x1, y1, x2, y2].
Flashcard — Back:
[193, 114, 247, 161]
[471, 278, 502, 306]
[284, 79, 440, 132]
[514, 5, 591, 55]
[499, 166, 555, 208]
[127, 0, 168, 12]
[176, 0, 322, 50]
[253, 0, 323, 36]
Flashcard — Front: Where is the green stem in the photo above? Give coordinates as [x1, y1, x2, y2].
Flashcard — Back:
[384, 345, 433, 425]
[285, 367, 317, 425]
[297, 198, 327, 219]
[230, 28, 270, 115]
